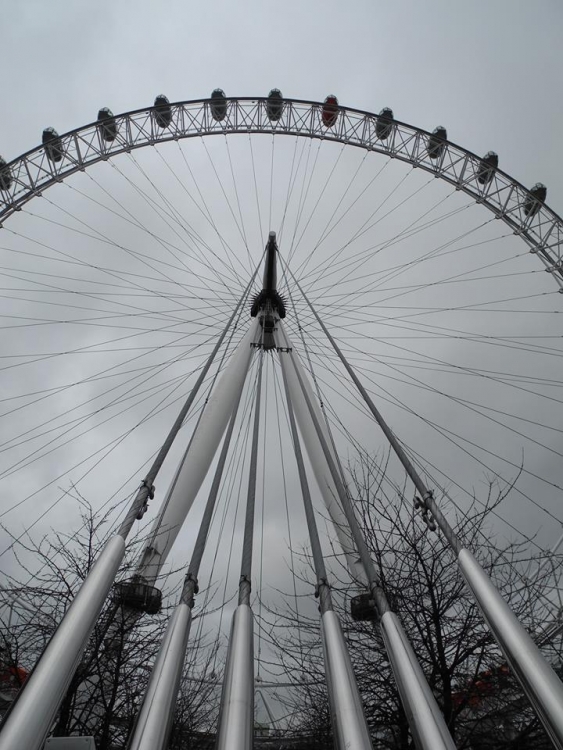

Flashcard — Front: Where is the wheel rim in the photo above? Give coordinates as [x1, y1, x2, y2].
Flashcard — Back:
[0, 97, 561, 288]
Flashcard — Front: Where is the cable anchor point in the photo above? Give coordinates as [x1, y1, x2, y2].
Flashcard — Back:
[185, 572, 199, 595]
[314, 578, 329, 599]
[182, 572, 199, 607]
[414, 491, 437, 532]
[136, 479, 155, 520]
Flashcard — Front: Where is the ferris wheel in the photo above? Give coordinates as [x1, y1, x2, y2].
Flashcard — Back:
[0, 91, 563, 750]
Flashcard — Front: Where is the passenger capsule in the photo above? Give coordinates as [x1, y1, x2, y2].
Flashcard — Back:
[113, 579, 162, 615]
[350, 593, 377, 622]
[376, 107, 394, 140]
[42, 127, 64, 163]
[427, 126, 447, 160]
[154, 95, 172, 129]
[266, 89, 283, 121]
[0, 157, 12, 191]
[477, 151, 498, 185]
[210, 89, 227, 121]
[524, 182, 547, 218]
[97, 108, 117, 142]
[322, 95, 339, 128]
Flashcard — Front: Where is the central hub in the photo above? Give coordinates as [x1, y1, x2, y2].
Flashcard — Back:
[250, 231, 286, 350]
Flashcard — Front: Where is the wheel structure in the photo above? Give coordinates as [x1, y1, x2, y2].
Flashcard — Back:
[1, 95, 563, 750]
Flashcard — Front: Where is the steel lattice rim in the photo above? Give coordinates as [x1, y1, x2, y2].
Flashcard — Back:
[0, 96, 562, 289]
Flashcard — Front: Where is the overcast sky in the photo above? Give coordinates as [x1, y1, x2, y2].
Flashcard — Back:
[1, 0, 563, 727]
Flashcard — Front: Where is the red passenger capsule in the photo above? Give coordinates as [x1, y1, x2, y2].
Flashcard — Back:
[322, 95, 339, 128]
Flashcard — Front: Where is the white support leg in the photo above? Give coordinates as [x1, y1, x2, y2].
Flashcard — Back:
[278, 321, 365, 583]
[137, 320, 260, 581]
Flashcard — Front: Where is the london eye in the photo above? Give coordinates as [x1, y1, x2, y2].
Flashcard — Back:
[0, 92, 563, 750]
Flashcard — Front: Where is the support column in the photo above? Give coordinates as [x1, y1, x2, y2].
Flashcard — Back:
[281, 335, 365, 583]
[280, 352, 372, 750]
[137, 320, 260, 582]
[321, 612, 374, 750]
[216, 604, 255, 750]
[215, 353, 264, 750]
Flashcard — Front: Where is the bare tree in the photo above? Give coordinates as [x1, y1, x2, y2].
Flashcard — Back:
[0, 496, 219, 749]
[264, 454, 563, 750]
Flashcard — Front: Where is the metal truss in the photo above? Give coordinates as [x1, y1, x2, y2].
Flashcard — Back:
[1, 96, 562, 289]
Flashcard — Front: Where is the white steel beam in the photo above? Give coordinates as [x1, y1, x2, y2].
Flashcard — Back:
[137, 320, 260, 581]
[278, 321, 365, 583]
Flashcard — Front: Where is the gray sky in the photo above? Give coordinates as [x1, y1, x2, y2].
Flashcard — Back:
[1, 0, 563, 727]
